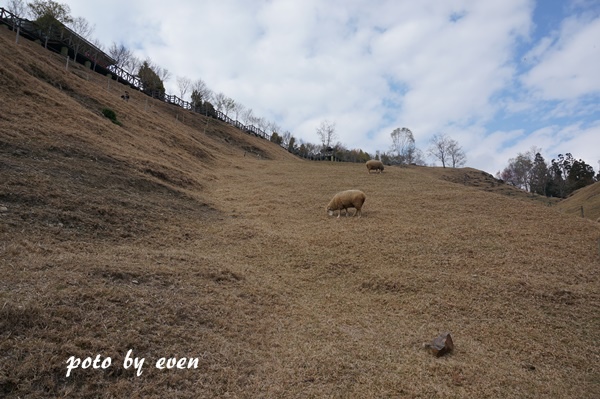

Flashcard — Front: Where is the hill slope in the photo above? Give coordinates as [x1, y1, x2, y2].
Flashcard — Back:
[1, 27, 599, 398]
[414, 166, 561, 206]
[555, 181, 600, 221]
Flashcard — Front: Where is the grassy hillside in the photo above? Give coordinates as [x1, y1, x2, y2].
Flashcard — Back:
[1, 26, 599, 399]
[413, 166, 561, 206]
[555, 181, 600, 222]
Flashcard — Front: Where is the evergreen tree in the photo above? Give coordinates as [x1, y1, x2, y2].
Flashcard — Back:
[270, 132, 283, 145]
[138, 61, 165, 95]
[550, 154, 575, 197]
[548, 158, 566, 198]
[530, 153, 549, 195]
[298, 143, 307, 157]
[568, 159, 595, 192]
[287, 136, 296, 153]
[190, 90, 203, 109]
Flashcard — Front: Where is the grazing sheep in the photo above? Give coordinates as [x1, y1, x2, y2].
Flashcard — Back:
[327, 190, 366, 218]
[366, 160, 384, 173]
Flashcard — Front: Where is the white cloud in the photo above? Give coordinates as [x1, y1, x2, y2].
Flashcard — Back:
[463, 128, 526, 173]
[546, 122, 600, 165]
[522, 13, 600, 99]
[61, 0, 599, 175]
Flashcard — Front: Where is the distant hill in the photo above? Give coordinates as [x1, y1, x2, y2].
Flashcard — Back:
[408, 165, 561, 206]
[555, 181, 600, 221]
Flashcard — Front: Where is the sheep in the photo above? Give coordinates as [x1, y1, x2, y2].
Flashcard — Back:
[326, 190, 366, 218]
[366, 160, 384, 173]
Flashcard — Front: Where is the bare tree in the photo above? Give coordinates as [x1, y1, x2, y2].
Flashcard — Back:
[7, 0, 27, 17]
[268, 121, 281, 136]
[241, 108, 254, 126]
[90, 37, 104, 51]
[428, 135, 465, 168]
[256, 117, 269, 136]
[108, 42, 133, 70]
[304, 142, 321, 156]
[69, 16, 93, 38]
[497, 147, 541, 191]
[154, 64, 171, 84]
[390, 127, 416, 165]
[428, 134, 452, 168]
[222, 97, 236, 117]
[233, 102, 245, 121]
[67, 16, 94, 62]
[126, 56, 141, 76]
[281, 131, 292, 147]
[316, 120, 337, 149]
[248, 114, 260, 127]
[213, 92, 227, 113]
[176, 76, 192, 100]
[191, 79, 212, 106]
[447, 139, 466, 168]
[211, 93, 236, 117]
[497, 153, 533, 190]
[412, 148, 427, 166]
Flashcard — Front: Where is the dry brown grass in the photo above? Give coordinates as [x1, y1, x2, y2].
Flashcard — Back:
[414, 166, 561, 206]
[555, 182, 600, 222]
[1, 27, 599, 398]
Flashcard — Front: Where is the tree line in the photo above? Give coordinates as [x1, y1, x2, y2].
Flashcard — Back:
[497, 149, 599, 198]
[269, 122, 466, 168]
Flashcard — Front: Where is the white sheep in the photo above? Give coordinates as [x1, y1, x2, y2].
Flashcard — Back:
[326, 190, 366, 218]
[366, 160, 384, 173]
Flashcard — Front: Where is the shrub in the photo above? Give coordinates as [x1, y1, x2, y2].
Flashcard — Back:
[101, 108, 122, 126]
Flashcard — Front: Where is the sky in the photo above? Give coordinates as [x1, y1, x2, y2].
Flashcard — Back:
[39, 0, 600, 174]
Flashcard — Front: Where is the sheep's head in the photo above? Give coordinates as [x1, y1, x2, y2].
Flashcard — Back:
[326, 206, 334, 216]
